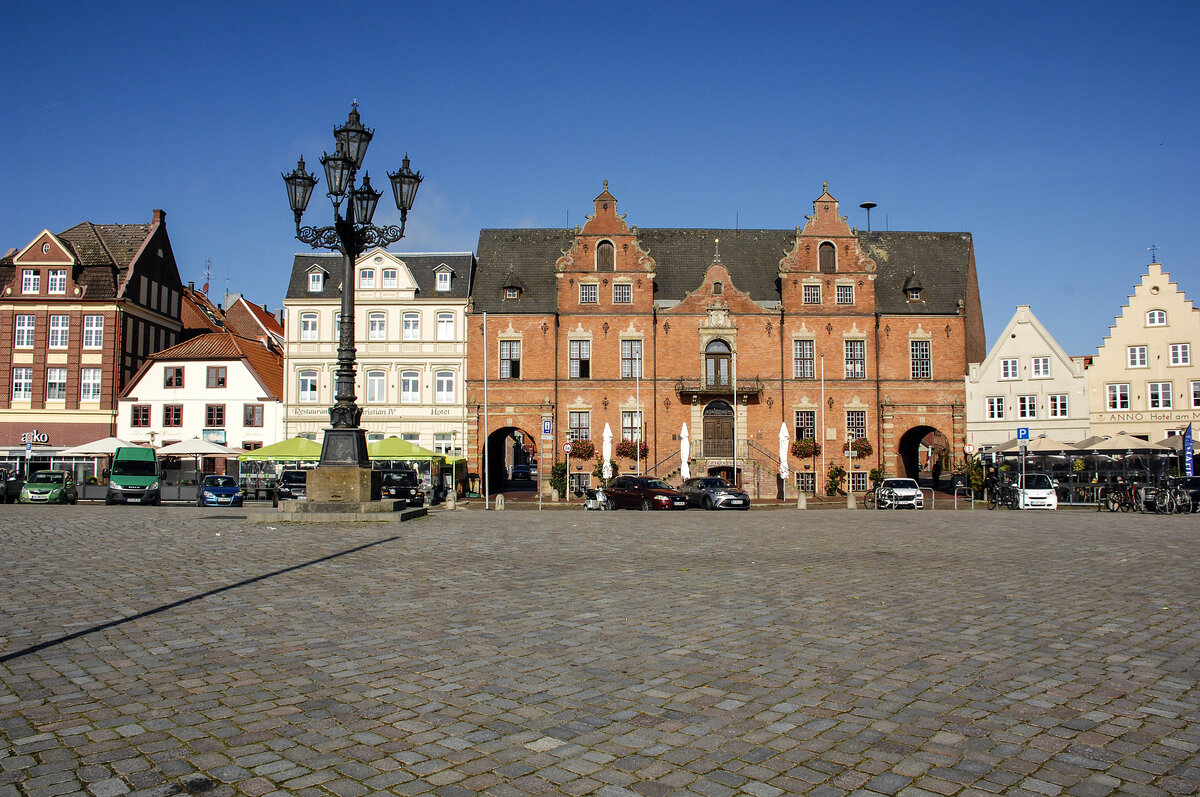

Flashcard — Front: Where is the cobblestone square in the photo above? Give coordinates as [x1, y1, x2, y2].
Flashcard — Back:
[2, 506, 1198, 796]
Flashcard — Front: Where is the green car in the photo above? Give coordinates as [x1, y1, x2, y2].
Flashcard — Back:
[19, 470, 78, 504]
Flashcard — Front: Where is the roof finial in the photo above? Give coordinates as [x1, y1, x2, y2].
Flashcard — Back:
[823, 180, 828, 193]
[714, 237, 721, 261]
[603, 179, 608, 190]
[1148, 244, 1159, 263]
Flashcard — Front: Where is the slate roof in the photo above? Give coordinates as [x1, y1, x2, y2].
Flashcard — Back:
[473, 228, 974, 315]
[284, 252, 475, 300]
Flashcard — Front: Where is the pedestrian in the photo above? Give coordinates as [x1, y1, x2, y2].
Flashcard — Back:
[931, 459, 942, 487]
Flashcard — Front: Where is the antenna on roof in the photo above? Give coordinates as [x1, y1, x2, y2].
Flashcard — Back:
[859, 202, 877, 232]
[736, 212, 739, 232]
[203, 258, 213, 291]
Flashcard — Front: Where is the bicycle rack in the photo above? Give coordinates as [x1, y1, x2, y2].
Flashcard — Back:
[954, 486, 974, 510]
[921, 487, 934, 510]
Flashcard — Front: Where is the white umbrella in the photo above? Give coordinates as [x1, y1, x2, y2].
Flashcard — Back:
[157, 438, 240, 456]
[601, 423, 613, 480]
[778, 422, 789, 481]
[58, 436, 140, 456]
[680, 423, 691, 481]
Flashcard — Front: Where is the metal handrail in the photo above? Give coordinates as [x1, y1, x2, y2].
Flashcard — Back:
[921, 487, 934, 510]
[648, 449, 680, 477]
[954, 485, 974, 510]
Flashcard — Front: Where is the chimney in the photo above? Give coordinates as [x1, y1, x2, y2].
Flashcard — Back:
[188, 281, 194, 291]
[152, 209, 165, 225]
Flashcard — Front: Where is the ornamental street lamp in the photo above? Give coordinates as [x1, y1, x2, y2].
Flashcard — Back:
[283, 103, 422, 469]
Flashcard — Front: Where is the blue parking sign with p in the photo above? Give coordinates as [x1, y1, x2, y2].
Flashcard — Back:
[1016, 427, 1030, 440]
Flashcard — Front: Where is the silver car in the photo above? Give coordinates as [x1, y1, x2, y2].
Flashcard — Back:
[681, 477, 751, 510]
[875, 478, 924, 509]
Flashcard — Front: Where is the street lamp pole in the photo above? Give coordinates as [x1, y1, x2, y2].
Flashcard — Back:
[283, 104, 422, 469]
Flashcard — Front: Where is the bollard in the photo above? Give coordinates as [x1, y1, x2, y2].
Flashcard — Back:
[551, 487, 559, 502]
[846, 492, 857, 510]
[447, 490, 457, 510]
[797, 492, 807, 510]
[495, 494, 505, 511]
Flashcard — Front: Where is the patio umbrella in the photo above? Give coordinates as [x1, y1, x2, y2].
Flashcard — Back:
[1080, 432, 1171, 454]
[778, 422, 789, 481]
[58, 437, 140, 456]
[157, 439, 240, 456]
[601, 423, 613, 480]
[680, 423, 690, 481]
[993, 434, 1080, 453]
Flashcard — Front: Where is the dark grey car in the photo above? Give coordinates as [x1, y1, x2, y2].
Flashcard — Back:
[681, 476, 750, 510]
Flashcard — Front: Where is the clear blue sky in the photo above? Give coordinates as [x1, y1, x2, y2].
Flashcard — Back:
[2, 1, 1196, 356]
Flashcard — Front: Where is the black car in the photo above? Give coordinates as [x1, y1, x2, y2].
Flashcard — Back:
[680, 476, 750, 510]
[380, 469, 424, 505]
[510, 464, 534, 481]
[0, 468, 23, 503]
[277, 469, 308, 500]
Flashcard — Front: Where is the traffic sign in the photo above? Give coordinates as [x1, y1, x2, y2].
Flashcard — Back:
[963, 443, 976, 455]
[1016, 427, 1030, 440]
[563, 443, 572, 454]
[542, 419, 552, 438]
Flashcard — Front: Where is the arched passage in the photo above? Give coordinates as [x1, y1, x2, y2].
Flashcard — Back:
[485, 425, 538, 494]
[897, 425, 949, 481]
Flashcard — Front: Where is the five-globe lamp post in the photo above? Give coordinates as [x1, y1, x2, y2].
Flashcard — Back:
[283, 104, 422, 471]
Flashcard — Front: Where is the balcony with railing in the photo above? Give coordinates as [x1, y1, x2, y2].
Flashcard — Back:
[674, 376, 765, 398]
[689, 439, 751, 459]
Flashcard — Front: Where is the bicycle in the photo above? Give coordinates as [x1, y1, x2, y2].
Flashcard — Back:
[1104, 483, 1137, 513]
[987, 481, 1018, 510]
[1155, 482, 1193, 515]
[864, 486, 896, 510]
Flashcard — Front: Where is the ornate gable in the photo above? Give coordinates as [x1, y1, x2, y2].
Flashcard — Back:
[555, 182, 656, 275]
[779, 183, 876, 275]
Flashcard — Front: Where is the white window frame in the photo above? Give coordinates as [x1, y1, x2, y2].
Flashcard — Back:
[298, 371, 318, 403]
[844, 340, 865, 379]
[569, 339, 591, 379]
[986, 396, 1004, 420]
[1146, 309, 1167, 326]
[803, 284, 820, 304]
[1127, 346, 1147, 368]
[621, 410, 643, 442]
[308, 272, 323, 292]
[621, 339, 643, 379]
[1048, 394, 1068, 418]
[1148, 381, 1172, 410]
[46, 367, 67, 401]
[835, 284, 853, 305]
[1192, 381, 1200, 409]
[910, 340, 931, 380]
[359, 269, 375, 288]
[435, 370, 454, 404]
[403, 312, 420, 341]
[47, 269, 67, 294]
[846, 410, 867, 441]
[300, 313, 318, 341]
[1106, 383, 1129, 411]
[366, 370, 386, 403]
[568, 411, 590, 441]
[1017, 395, 1037, 419]
[401, 370, 420, 404]
[14, 315, 34, 349]
[436, 271, 451, 292]
[48, 315, 69, 349]
[849, 471, 868, 492]
[500, 340, 521, 379]
[793, 339, 814, 379]
[368, 312, 386, 341]
[1031, 357, 1050, 378]
[433, 433, 453, 455]
[81, 368, 102, 401]
[22, 270, 40, 294]
[579, 283, 598, 304]
[381, 268, 398, 288]
[12, 368, 32, 400]
[1169, 343, 1190, 366]
[83, 315, 104, 349]
[436, 312, 454, 341]
[1000, 358, 1018, 380]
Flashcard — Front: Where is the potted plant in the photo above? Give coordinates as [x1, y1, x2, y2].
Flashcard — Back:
[569, 439, 596, 460]
[825, 463, 846, 496]
[614, 439, 649, 460]
[790, 438, 821, 459]
[850, 437, 873, 458]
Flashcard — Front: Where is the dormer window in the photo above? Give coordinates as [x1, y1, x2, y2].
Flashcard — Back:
[907, 287, 921, 301]
[308, 271, 323, 292]
[382, 268, 398, 288]
[359, 269, 375, 288]
[436, 271, 451, 291]
[597, 241, 615, 271]
[21, 270, 40, 294]
[505, 287, 520, 300]
[712, 281, 724, 296]
[819, 242, 836, 273]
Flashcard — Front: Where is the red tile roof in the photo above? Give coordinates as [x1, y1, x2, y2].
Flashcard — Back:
[150, 331, 283, 399]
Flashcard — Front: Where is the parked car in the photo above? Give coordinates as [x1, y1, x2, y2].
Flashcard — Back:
[510, 464, 534, 480]
[18, 470, 77, 504]
[380, 468, 424, 505]
[196, 475, 244, 507]
[106, 446, 160, 505]
[681, 476, 750, 510]
[277, 470, 308, 500]
[0, 468, 23, 503]
[604, 476, 688, 510]
[873, 478, 924, 509]
[1015, 472, 1058, 510]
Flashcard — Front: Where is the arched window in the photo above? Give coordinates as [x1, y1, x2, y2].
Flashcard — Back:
[819, 242, 836, 273]
[705, 339, 732, 387]
[1147, 309, 1167, 326]
[713, 281, 723, 296]
[596, 240, 615, 271]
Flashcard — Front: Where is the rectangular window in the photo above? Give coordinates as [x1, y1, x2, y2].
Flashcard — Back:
[569, 340, 591, 378]
[844, 340, 865, 379]
[1106, 383, 1129, 411]
[1017, 395, 1037, 419]
[299, 371, 318, 403]
[986, 396, 1004, 420]
[401, 371, 420, 403]
[164, 367, 184, 388]
[1000, 358, 1018, 379]
[366, 371, 386, 403]
[794, 410, 815, 442]
[300, 313, 318, 340]
[803, 284, 820, 304]
[80, 368, 101, 401]
[910, 340, 931, 379]
[308, 272, 322, 291]
[846, 410, 867, 441]
[1031, 357, 1050, 377]
[1128, 346, 1147, 367]
[433, 433, 453, 455]
[568, 411, 590, 441]
[436, 313, 454, 341]
[436, 271, 451, 291]
[1193, 381, 1200, 409]
[382, 269, 398, 288]
[795, 472, 816, 495]
[83, 315, 104, 348]
[243, 441, 263, 452]
[48, 315, 69, 348]
[131, 405, 151, 427]
[793, 340, 814, 379]
[500, 340, 521, 378]
[621, 340, 643, 378]
[22, 270, 39, 293]
[368, 312, 386, 341]
[46, 368, 67, 400]
[359, 269, 375, 288]
[613, 283, 632, 303]
[47, 269, 67, 293]
[401, 433, 420, 444]
[243, 404, 264, 427]
[205, 404, 225, 427]
[403, 313, 420, 341]
[163, 405, 182, 426]
[1048, 394, 1068, 418]
[579, 283, 598, 303]
[621, 410, 643, 442]
[435, 371, 454, 403]
[1148, 382, 1172, 410]
[836, 284, 853, 305]
[206, 366, 227, 388]
[1170, 343, 1191, 366]
[12, 368, 32, 400]
[849, 471, 868, 492]
[14, 315, 34, 348]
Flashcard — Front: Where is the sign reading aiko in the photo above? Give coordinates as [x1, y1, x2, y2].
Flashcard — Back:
[20, 429, 49, 445]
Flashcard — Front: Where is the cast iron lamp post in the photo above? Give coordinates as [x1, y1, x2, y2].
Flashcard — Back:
[283, 103, 422, 468]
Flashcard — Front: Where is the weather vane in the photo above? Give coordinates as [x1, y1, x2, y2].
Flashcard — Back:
[1148, 244, 1159, 263]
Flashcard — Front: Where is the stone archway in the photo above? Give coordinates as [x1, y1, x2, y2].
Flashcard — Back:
[897, 425, 949, 481]
[485, 425, 538, 494]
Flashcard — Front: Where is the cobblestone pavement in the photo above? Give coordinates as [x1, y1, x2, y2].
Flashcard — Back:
[1, 507, 1198, 797]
